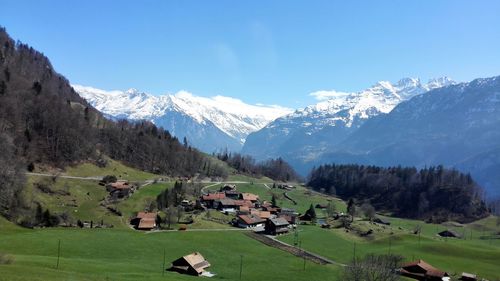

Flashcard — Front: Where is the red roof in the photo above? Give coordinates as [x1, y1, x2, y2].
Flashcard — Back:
[109, 181, 130, 189]
[138, 218, 156, 229]
[202, 193, 226, 201]
[401, 259, 448, 278]
[137, 211, 157, 219]
[238, 214, 265, 225]
[241, 193, 259, 201]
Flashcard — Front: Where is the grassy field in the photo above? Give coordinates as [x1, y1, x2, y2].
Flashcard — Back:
[0, 218, 341, 281]
[64, 158, 159, 182]
[278, 217, 500, 280]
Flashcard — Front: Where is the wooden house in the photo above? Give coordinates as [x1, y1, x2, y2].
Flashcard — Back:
[236, 214, 265, 228]
[266, 217, 290, 235]
[400, 259, 449, 281]
[201, 192, 226, 208]
[170, 252, 210, 276]
[131, 211, 157, 230]
[239, 193, 259, 203]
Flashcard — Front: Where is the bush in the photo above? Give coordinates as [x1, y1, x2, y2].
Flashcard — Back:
[0, 253, 15, 265]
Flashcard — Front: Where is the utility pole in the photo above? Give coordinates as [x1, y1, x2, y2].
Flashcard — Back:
[162, 249, 166, 276]
[239, 255, 243, 280]
[56, 239, 61, 270]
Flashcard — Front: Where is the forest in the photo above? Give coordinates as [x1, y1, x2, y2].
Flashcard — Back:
[307, 164, 489, 222]
[215, 151, 300, 182]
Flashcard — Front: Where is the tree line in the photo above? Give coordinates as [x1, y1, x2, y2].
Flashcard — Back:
[0, 27, 225, 219]
[215, 150, 300, 182]
[307, 164, 488, 222]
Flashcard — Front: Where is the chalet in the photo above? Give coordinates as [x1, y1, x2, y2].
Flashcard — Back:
[106, 181, 133, 199]
[280, 208, 298, 215]
[459, 272, 477, 281]
[216, 199, 239, 213]
[438, 229, 462, 238]
[131, 211, 157, 230]
[201, 192, 226, 208]
[262, 206, 280, 214]
[240, 193, 259, 203]
[400, 259, 449, 281]
[238, 206, 250, 213]
[224, 190, 240, 199]
[278, 213, 298, 225]
[250, 209, 272, 220]
[266, 217, 290, 235]
[374, 217, 391, 225]
[299, 213, 313, 221]
[170, 252, 211, 276]
[236, 214, 265, 228]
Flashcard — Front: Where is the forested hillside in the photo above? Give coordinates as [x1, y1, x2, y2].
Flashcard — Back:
[0, 27, 223, 218]
[308, 164, 488, 222]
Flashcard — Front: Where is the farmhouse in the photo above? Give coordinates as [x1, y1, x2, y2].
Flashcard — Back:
[266, 217, 290, 235]
[400, 259, 449, 281]
[224, 190, 240, 199]
[220, 184, 236, 191]
[216, 198, 239, 213]
[131, 211, 157, 230]
[170, 252, 211, 276]
[201, 192, 226, 208]
[438, 229, 462, 238]
[236, 214, 265, 228]
[106, 180, 133, 199]
[240, 193, 259, 202]
[250, 209, 272, 220]
[278, 213, 298, 225]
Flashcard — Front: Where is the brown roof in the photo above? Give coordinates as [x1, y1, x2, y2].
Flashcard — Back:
[202, 192, 226, 201]
[269, 217, 289, 227]
[238, 214, 265, 225]
[137, 211, 157, 219]
[182, 252, 210, 274]
[109, 181, 130, 189]
[239, 206, 250, 212]
[138, 218, 156, 229]
[402, 259, 448, 278]
[241, 193, 259, 201]
[250, 209, 272, 219]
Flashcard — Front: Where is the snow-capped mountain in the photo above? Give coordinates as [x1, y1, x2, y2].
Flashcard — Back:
[73, 85, 292, 152]
[242, 77, 455, 163]
[321, 76, 500, 197]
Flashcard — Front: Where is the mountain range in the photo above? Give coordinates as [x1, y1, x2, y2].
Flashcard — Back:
[74, 85, 292, 153]
[75, 76, 500, 197]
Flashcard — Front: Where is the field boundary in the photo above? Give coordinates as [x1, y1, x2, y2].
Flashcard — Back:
[245, 232, 344, 266]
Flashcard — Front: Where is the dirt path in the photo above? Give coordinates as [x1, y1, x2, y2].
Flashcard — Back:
[27, 172, 102, 181]
[245, 232, 345, 266]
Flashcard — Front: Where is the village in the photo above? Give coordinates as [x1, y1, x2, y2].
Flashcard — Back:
[100, 180, 489, 281]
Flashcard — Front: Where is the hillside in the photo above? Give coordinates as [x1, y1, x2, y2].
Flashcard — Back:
[321, 76, 500, 197]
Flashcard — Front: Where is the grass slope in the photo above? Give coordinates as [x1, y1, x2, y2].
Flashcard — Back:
[0, 219, 340, 281]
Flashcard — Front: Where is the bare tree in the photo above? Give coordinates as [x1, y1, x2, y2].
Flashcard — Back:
[343, 254, 403, 281]
[361, 203, 376, 222]
[165, 207, 177, 229]
[176, 205, 184, 223]
[326, 201, 337, 218]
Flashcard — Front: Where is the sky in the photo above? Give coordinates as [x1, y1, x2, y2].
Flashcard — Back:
[2, 0, 500, 108]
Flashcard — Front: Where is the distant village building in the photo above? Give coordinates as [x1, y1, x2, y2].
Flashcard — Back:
[236, 214, 265, 228]
[201, 192, 226, 208]
[170, 252, 211, 276]
[400, 259, 449, 281]
[266, 217, 290, 235]
[240, 193, 259, 203]
[131, 211, 157, 231]
[438, 229, 462, 238]
[220, 184, 236, 191]
[106, 180, 133, 199]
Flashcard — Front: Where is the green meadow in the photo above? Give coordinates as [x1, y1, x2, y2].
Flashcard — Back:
[0, 217, 340, 281]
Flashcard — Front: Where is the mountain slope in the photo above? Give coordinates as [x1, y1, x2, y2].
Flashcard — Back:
[242, 77, 455, 167]
[74, 85, 292, 153]
[323, 76, 500, 197]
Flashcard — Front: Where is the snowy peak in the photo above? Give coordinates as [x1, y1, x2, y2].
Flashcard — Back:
[293, 76, 456, 127]
[73, 85, 292, 150]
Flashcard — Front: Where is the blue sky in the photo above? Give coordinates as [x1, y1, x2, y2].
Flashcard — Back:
[2, 0, 500, 107]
